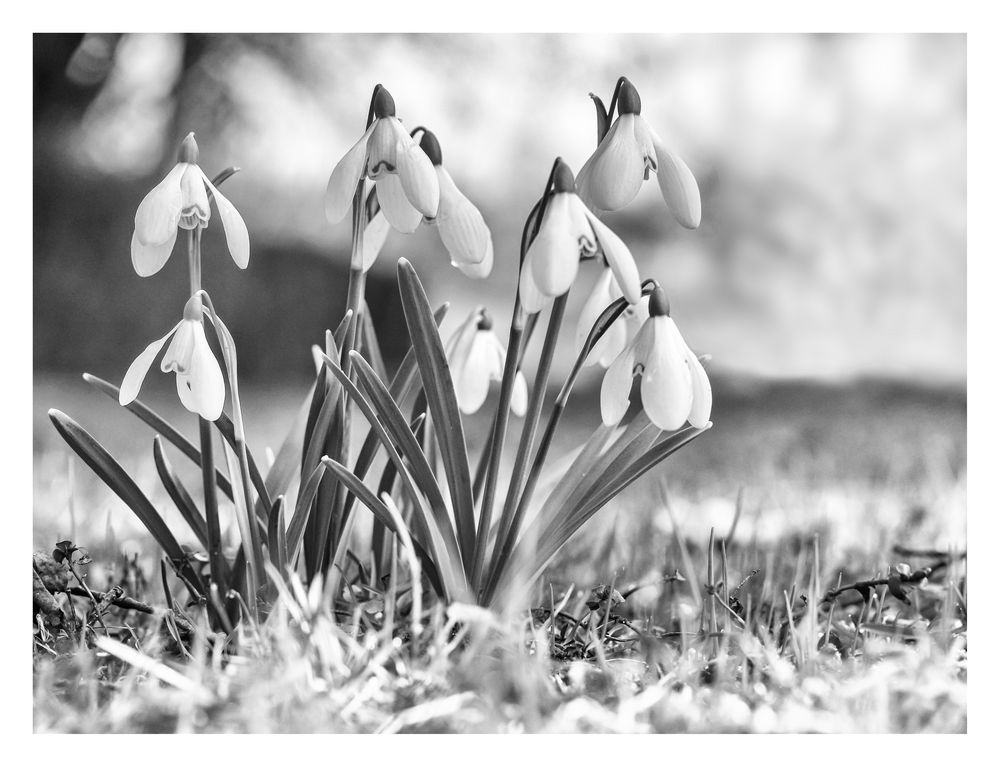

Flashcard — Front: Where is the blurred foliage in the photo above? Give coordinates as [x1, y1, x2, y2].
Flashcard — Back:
[33, 33, 966, 384]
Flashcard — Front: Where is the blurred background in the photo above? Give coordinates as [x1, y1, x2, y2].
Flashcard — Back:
[33, 34, 966, 567]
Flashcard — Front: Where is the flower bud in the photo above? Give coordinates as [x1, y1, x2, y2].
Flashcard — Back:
[617, 79, 641, 116]
[373, 85, 396, 119]
[552, 159, 576, 194]
[178, 132, 199, 164]
[648, 286, 671, 317]
[419, 129, 443, 166]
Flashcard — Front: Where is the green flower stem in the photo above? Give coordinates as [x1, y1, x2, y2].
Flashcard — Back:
[470, 297, 525, 592]
[196, 290, 263, 621]
[483, 291, 568, 604]
[326, 167, 369, 565]
[506, 281, 660, 552]
[187, 229, 225, 595]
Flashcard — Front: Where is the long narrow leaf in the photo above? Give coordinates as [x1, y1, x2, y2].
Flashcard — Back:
[360, 299, 389, 383]
[320, 352, 468, 601]
[397, 259, 476, 574]
[492, 425, 710, 607]
[285, 463, 327, 566]
[267, 496, 288, 573]
[321, 457, 445, 596]
[260, 380, 313, 516]
[351, 353, 453, 540]
[151, 436, 209, 549]
[213, 412, 271, 514]
[83, 373, 234, 500]
[574, 425, 711, 522]
[342, 303, 448, 521]
[49, 409, 204, 596]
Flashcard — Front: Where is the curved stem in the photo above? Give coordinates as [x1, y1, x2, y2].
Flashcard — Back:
[604, 75, 629, 128]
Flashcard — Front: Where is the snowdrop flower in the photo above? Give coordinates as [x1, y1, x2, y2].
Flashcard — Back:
[576, 267, 649, 368]
[131, 133, 250, 277]
[600, 287, 711, 431]
[325, 85, 439, 234]
[519, 159, 640, 314]
[421, 130, 493, 278]
[445, 308, 527, 416]
[119, 294, 226, 421]
[359, 129, 493, 278]
[577, 78, 701, 229]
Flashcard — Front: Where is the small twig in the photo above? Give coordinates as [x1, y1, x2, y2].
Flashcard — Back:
[822, 552, 966, 604]
[66, 587, 155, 615]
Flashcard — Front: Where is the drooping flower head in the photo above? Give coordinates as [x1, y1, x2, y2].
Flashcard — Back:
[577, 78, 702, 229]
[600, 286, 711, 432]
[576, 267, 649, 368]
[360, 128, 493, 278]
[131, 133, 250, 277]
[119, 294, 226, 421]
[325, 85, 440, 235]
[519, 159, 641, 314]
[445, 307, 527, 417]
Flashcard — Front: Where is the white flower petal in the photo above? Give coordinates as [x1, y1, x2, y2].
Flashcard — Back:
[600, 331, 640, 426]
[134, 163, 186, 246]
[361, 209, 392, 271]
[177, 322, 226, 420]
[511, 371, 528, 417]
[435, 167, 491, 269]
[528, 194, 581, 300]
[119, 321, 182, 405]
[583, 208, 642, 304]
[574, 152, 597, 211]
[375, 174, 422, 233]
[518, 250, 551, 314]
[130, 229, 178, 278]
[325, 124, 375, 224]
[650, 128, 702, 229]
[161, 321, 197, 373]
[577, 268, 622, 368]
[201, 169, 250, 269]
[584, 115, 645, 211]
[483, 332, 508, 382]
[180, 164, 210, 225]
[452, 330, 493, 415]
[445, 309, 480, 367]
[641, 317, 694, 431]
[455, 237, 493, 279]
[366, 119, 398, 177]
[684, 345, 712, 428]
[394, 123, 440, 218]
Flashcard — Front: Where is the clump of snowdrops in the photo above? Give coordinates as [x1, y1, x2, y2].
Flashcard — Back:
[48, 76, 712, 633]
